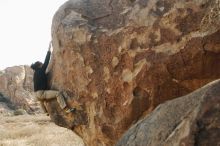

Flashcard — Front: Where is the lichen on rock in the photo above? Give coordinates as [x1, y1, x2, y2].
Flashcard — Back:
[48, 0, 220, 145]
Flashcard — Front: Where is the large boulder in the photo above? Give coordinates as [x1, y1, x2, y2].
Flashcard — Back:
[0, 66, 39, 113]
[48, 0, 220, 145]
[116, 79, 220, 146]
[0, 92, 15, 115]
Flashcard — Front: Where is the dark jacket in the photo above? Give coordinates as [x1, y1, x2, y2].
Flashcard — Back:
[33, 51, 51, 91]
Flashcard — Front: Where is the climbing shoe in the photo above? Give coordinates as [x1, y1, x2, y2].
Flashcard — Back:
[65, 108, 76, 113]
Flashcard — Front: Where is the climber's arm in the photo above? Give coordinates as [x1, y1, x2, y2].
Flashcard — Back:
[42, 42, 52, 71]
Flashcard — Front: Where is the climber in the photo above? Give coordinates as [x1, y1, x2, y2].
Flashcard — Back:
[31, 41, 75, 114]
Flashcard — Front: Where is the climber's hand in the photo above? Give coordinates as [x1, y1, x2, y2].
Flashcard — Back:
[48, 41, 52, 52]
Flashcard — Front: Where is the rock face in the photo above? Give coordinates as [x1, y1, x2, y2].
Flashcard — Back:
[0, 66, 38, 113]
[0, 92, 15, 115]
[116, 79, 220, 146]
[49, 0, 220, 145]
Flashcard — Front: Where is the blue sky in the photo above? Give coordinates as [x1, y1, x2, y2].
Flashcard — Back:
[0, 0, 67, 70]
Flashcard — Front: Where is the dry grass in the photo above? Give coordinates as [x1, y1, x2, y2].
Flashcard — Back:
[0, 114, 84, 146]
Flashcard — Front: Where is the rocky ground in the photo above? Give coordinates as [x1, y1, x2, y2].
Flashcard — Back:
[0, 114, 84, 146]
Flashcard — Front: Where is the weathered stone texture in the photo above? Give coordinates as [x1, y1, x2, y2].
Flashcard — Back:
[0, 66, 38, 113]
[116, 79, 220, 146]
[48, 0, 220, 145]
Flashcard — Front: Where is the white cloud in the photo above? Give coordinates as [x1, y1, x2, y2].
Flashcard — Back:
[0, 0, 67, 70]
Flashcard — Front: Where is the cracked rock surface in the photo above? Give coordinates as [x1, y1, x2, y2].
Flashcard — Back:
[0, 66, 39, 114]
[48, 0, 220, 145]
[116, 79, 220, 146]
